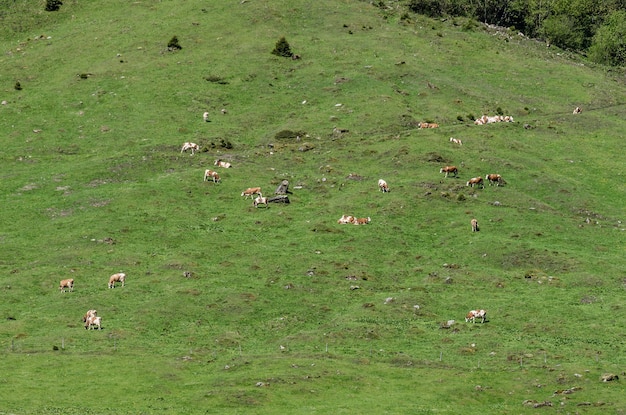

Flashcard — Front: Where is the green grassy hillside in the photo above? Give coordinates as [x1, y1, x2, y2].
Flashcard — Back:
[1, 1, 625, 413]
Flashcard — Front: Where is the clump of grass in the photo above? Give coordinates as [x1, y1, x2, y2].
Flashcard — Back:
[204, 75, 229, 84]
[274, 129, 306, 140]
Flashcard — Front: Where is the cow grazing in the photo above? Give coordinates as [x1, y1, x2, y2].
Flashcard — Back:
[108, 272, 126, 289]
[82, 309, 97, 323]
[471, 218, 479, 232]
[485, 173, 504, 186]
[203, 111, 210, 122]
[253, 193, 268, 208]
[418, 122, 439, 129]
[181, 142, 199, 155]
[573, 107, 582, 114]
[337, 215, 356, 224]
[214, 159, 231, 168]
[449, 137, 462, 145]
[466, 177, 484, 188]
[85, 315, 102, 330]
[203, 169, 221, 183]
[440, 166, 458, 178]
[465, 309, 487, 323]
[378, 179, 389, 193]
[241, 187, 262, 199]
[354, 217, 371, 225]
[59, 278, 74, 293]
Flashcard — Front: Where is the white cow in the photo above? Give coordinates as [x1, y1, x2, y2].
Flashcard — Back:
[181, 142, 200, 155]
[83, 309, 97, 323]
[85, 315, 102, 330]
[465, 309, 486, 323]
[214, 159, 232, 168]
[471, 218, 479, 232]
[253, 193, 268, 208]
[337, 215, 356, 224]
[108, 272, 126, 289]
[378, 179, 389, 193]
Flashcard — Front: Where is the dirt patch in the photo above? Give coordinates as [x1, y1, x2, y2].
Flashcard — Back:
[500, 249, 578, 273]
[19, 183, 38, 192]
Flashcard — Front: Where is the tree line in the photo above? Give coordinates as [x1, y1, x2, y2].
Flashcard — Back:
[403, 0, 626, 66]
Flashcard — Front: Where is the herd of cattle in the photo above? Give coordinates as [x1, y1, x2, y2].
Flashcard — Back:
[59, 272, 126, 329]
[69, 109, 565, 330]
[183, 142, 274, 208]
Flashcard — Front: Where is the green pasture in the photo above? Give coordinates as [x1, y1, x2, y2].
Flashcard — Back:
[0, 0, 624, 413]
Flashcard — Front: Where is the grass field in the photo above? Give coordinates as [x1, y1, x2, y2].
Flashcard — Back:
[1, 0, 625, 413]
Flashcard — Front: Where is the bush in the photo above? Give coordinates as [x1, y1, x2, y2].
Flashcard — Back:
[588, 11, 626, 66]
[271, 37, 293, 58]
[540, 15, 586, 51]
[167, 36, 182, 51]
[14, 81, 22, 91]
[45, 0, 62, 12]
[407, 0, 443, 18]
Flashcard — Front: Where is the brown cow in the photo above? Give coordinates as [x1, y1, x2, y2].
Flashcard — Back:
[466, 177, 484, 188]
[108, 273, 126, 289]
[241, 187, 262, 199]
[440, 166, 458, 178]
[465, 309, 486, 323]
[203, 169, 221, 183]
[485, 174, 505, 186]
[59, 278, 74, 293]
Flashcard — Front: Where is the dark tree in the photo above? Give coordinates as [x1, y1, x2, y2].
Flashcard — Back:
[271, 37, 293, 58]
[45, 0, 63, 12]
[14, 81, 22, 91]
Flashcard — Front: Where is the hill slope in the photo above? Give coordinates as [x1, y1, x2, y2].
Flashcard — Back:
[1, 1, 625, 413]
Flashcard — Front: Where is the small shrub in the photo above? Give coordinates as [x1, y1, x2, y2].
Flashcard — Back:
[467, 113, 475, 121]
[220, 138, 233, 149]
[462, 19, 478, 32]
[496, 106, 504, 115]
[456, 115, 464, 122]
[271, 37, 293, 58]
[14, 81, 22, 91]
[167, 36, 182, 51]
[45, 0, 62, 12]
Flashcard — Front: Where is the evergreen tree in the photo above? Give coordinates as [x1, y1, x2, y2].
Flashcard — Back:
[271, 37, 293, 58]
[167, 36, 182, 51]
[45, 0, 63, 12]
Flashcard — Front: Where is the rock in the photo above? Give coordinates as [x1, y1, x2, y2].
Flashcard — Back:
[601, 373, 619, 382]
